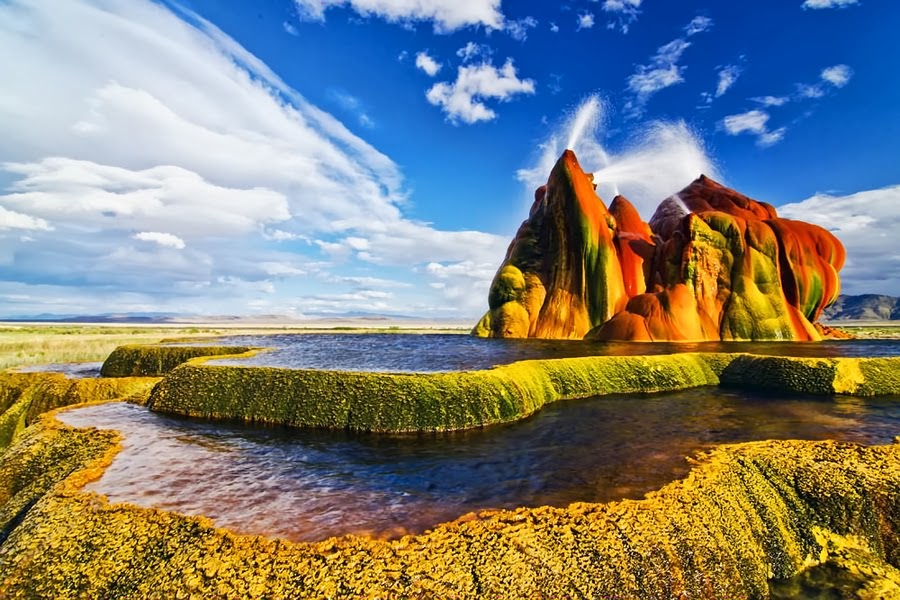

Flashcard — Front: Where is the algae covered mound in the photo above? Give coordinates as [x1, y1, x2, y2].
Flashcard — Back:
[147, 353, 720, 432]
[147, 353, 900, 433]
[99, 344, 255, 377]
[474, 150, 845, 342]
[0, 372, 157, 452]
[1, 412, 899, 598]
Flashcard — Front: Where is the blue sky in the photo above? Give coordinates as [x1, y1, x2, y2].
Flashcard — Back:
[0, 0, 897, 319]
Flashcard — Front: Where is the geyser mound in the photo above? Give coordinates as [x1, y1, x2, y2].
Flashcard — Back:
[474, 150, 845, 341]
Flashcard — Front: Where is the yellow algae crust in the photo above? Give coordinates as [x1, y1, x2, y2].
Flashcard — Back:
[0, 372, 159, 452]
[99, 344, 257, 377]
[148, 353, 900, 433]
[1, 415, 900, 598]
[148, 353, 721, 432]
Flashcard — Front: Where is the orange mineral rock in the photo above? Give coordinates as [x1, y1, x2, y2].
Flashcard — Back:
[474, 151, 845, 342]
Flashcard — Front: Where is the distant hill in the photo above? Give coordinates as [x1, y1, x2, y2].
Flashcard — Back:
[823, 294, 900, 321]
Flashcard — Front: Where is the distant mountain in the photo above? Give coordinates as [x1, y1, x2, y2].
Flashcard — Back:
[823, 294, 900, 321]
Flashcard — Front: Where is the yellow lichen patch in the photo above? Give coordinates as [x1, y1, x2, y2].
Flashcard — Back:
[1, 418, 900, 599]
[0, 373, 159, 451]
[100, 344, 257, 377]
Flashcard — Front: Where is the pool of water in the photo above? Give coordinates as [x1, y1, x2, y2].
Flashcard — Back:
[205, 334, 900, 372]
[58, 389, 900, 542]
[16, 361, 103, 378]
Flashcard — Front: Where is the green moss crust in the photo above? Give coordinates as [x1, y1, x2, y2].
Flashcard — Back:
[720, 355, 900, 396]
[148, 354, 721, 432]
[99, 345, 254, 377]
[1, 418, 899, 598]
[0, 373, 158, 452]
[148, 353, 900, 433]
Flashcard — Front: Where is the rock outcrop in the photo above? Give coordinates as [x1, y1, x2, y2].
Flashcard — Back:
[474, 150, 845, 341]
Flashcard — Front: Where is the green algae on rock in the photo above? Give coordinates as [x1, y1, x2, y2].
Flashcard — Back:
[0, 372, 158, 452]
[99, 344, 255, 377]
[147, 353, 721, 432]
[1, 412, 899, 599]
[146, 353, 900, 433]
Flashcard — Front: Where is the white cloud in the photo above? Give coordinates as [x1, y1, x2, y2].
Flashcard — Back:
[752, 95, 790, 107]
[715, 65, 742, 97]
[415, 51, 442, 76]
[601, 0, 641, 33]
[684, 16, 713, 36]
[821, 64, 853, 87]
[757, 127, 787, 147]
[721, 110, 787, 148]
[778, 186, 900, 295]
[626, 38, 694, 112]
[722, 110, 770, 135]
[133, 231, 186, 250]
[577, 13, 595, 30]
[549, 22, 559, 33]
[426, 59, 536, 124]
[802, 0, 859, 9]
[456, 42, 492, 63]
[798, 83, 826, 98]
[282, 21, 299, 36]
[0, 206, 53, 231]
[0, 0, 510, 318]
[506, 16, 537, 41]
[293, 0, 505, 33]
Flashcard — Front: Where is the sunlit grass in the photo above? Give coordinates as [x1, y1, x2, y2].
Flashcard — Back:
[0, 326, 225, 370]
[0, 324, 468, 370]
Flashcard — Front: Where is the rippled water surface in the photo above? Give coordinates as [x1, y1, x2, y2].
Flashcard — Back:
[205, 334, 900, 372]
[59, 389, 900, 542]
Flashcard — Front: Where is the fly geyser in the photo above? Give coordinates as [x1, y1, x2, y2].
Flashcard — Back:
[473, 150, 845, 341]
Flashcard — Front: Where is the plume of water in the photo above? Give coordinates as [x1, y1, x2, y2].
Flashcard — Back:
[518, 94, 718, 216]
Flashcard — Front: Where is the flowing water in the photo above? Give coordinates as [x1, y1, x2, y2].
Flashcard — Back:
[59, 388, 900, 543]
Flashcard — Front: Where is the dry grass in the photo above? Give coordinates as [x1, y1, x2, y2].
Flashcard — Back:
[0, 326, 226, 370]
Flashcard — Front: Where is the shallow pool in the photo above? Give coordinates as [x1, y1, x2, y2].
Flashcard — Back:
[59, 388, 900, 542]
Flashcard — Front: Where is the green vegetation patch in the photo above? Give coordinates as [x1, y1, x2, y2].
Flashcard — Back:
[148, 354, 721, 432]
[0, 373, 158, 452]
[720, 355, 900, 396]
[1, 417, 899, 598]
[99, 344, 255, 377]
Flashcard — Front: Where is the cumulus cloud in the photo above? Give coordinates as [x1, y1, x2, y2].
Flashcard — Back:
[577, 13, 595, 30]
[821, 64, 853, 87]
[778, 186, 900, 295]
[625, 18, 712, 115]
[292, 0, 504, 33]
[721, 109, 785, 147]
[415, 51, 442, 76]
[425, 59, 536, 124]
[802, 0, 859, 8]
[133, 231, 186, 250]
[0, 0, 508, 317]
[601, 0, 641, 33]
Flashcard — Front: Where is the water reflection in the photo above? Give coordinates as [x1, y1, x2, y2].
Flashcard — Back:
[59, 389, 900, 542]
